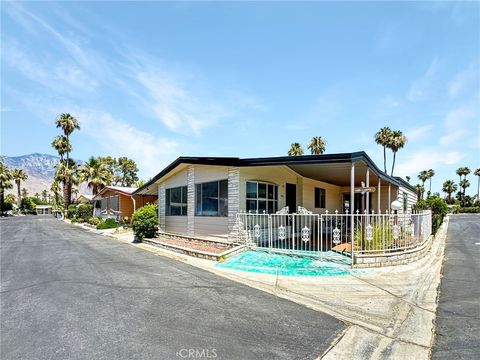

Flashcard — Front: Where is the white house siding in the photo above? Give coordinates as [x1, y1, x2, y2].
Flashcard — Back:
[227, 167, 240, 236]
[239, 166, 299, 211]
[158, 184, 166, 230]
[398, 185, 417, 213]
[187, 166, 195, 236]
[302, 178, 342, 213]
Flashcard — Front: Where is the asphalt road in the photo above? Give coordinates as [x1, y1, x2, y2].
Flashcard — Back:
[0, 216, 343, 360]
[432, 214, 480, 359]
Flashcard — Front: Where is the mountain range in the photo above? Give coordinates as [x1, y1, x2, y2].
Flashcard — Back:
[3, 153, 90, 197]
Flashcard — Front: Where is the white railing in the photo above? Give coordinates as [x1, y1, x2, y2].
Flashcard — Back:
[235, 208, 432, 259]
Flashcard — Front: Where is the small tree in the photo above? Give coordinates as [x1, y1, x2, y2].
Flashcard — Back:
[132, 204, 158, 241]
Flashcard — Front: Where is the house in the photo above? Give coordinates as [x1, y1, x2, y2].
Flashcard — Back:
[133, 152, 417, 241]
[35, 205, 52, 215]
[76, 194, 94, 204]
[92, 186, 157, 221]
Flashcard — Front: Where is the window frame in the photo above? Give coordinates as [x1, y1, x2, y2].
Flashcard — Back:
[195, 179, 228, 217]
[245, 181, 278, 214]
[314, 187, 326, 209]
[165, 186, 188, 216]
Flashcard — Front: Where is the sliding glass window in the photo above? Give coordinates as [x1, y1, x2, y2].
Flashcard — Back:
[166, 186, 187, 216]
[246, 181, 278, 213]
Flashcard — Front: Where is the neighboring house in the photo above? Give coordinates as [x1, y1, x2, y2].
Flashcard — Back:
[35, 205, 52, 215]
[76, 194, 94, 204]
[92, 186, 157, 221]
[134, 152, 417, 241]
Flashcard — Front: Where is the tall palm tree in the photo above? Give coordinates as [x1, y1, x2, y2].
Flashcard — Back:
[11, 169, 28, 208]
[80, 156, 112, 195]
[415, 184, 425, 201]
[55, 159, 81, 207]
[50, 181, 62, 206]
[442, 180, 457, 204]
[427, 169, 435, 195]
[41, 189, 48, 203]
[55, 113, 80, 209]
[475, 168, 480, 202]
[307, 136, 327, 155]
[288, 143, 304, 156]
[0, 159, 13, 214]
[388, 130, 407, 176]
[460, 179, 470, 205]
[51, 135, 71, 162]
[374, 127, 393, 173]
[418, 170, 429, 189]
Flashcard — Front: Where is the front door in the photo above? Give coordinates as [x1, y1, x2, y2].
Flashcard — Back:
[286, 183, 296, 213]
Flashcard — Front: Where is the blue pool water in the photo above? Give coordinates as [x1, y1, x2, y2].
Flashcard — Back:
[216, 250, 356, 277]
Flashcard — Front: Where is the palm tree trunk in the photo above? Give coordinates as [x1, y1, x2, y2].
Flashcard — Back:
[0, 188, 4, 215]
[429, 178, 432, 194]
[383, 146, 387, 173]
[16, 181, 21, 208]
[390, 152, 396, 176]
[477, 177, 479, 201]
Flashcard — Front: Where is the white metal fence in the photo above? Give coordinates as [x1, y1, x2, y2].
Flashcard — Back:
[235, 207, 432, 261]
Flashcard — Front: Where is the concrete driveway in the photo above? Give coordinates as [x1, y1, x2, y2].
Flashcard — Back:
[0, 216, 343, 360]
[432, 214, 480, 359]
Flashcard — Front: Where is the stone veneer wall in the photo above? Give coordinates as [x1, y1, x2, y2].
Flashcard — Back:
[187, 166, 195, 236]
[353, 235, 434, 268]
[158, 184, 166, 231]
[227, 167, 240, 241]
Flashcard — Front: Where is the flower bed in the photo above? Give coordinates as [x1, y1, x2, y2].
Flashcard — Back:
[154, 236, 233, 254]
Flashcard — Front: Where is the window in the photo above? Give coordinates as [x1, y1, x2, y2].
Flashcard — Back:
[403, 192, 408, 212]
[195, 180, 228, 216]
[315, 187, 326, 208]
[246, 181, 278, 213]
[166, 186, 187, 216]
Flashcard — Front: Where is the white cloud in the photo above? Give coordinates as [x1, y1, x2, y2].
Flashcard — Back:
[405, 124, 434, 141]
[448, 62, 479, 99]
[73, 109, 179, 178]
[440, 104, 477, 145]
[395, 149, 465, 177]
[407, 58, 439, 102]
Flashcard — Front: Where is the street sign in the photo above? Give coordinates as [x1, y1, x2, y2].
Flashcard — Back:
[354, 187, 376, 193]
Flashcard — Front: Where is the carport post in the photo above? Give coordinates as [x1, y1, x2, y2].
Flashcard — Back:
[366, 168, 370, 214]
[350, 162, 355, 264]
[388, 183, 391, 212]
[377, 178, 381, 212]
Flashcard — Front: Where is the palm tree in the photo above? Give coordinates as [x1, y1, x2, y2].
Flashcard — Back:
[0, 159, 13, 214]
[460, 179, 470, 205]
[55, 159, 81, 207]
[388, 130, 407, 176]
[415, 184, 425, 201]
[406, 176, 411, 183]
[418, 170, 429, 189]
[81, 156, 112, 195]
[442, 180, 457, 204]
[427, 169, 435, 195]
[21, 188, 28, 199]
[307, 136, 327, 155]
[50, 181, 62, 206]
[51, 135, 71, 162]
[41, 190, 48, 203]
[374, 127, 393, 173]
[55, 113, 80, 209]
[11, 169, 28, 208]
[288, 143, 304, 156]
[475, 168, 480, 202]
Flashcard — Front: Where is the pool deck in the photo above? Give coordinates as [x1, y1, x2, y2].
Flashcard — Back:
[96, 218, 449, 360]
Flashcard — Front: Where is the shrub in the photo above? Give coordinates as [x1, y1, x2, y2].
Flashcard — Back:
[20, 196, 43, 214]
[97, 218, 119, 230]
[458, 207, 480, 213]
[132, 204, 158, 241]
[71, 216, 78, 223]
[88, 217, 102, 226]
[414, 195, 448, 234]
[76, 217, 85, 223]
[67, 204, 78, 219]
[77, 204, 93, 220]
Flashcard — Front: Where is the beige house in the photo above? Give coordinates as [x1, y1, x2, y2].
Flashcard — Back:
[134, 152, 417, 241]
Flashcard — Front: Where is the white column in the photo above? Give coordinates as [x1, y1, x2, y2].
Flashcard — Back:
[158, 184, 166, 231]
[187, 166, 195, 236]
[377, 178, 381, 212]
[388, 183, 391, 212]
[227, 167, 240, 241]
[366, 167, 370, 213]
[350, 162, 355, 255]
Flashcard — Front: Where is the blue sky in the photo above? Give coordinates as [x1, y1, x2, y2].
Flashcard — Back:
[1, 1, 479, 195]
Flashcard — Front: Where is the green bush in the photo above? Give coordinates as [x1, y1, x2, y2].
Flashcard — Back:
[458, 207, 480, 213]
[132, 204, 158, 240]
[67, 204, 78, 219]
[77, 204, 93, 220]
[96, 218, 119, 230]
[88, 217, 102, 226]
[20, 196, 44, 214]
[414, 195, 448, 234]
[71, 216, 78, 223]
